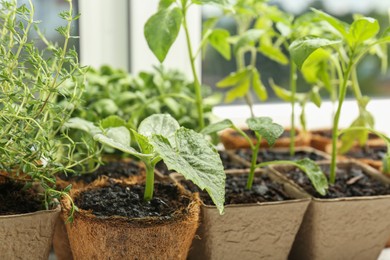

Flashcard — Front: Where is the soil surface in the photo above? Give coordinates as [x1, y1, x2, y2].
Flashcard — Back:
[58, 160, 143, 184]
[233, 129, 294, 139]
[0, 181, 42, 215]
[236, 149, 326, 163]
[180, 173, 292, 205]
[156, 151, 247, 176]
[75, 183, 189, 219]
[282, 164, 390, 198]
[345, 145, 387, 161]
[313, 129, 380, 140]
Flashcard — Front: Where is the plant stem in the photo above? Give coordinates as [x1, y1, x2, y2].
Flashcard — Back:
[289, 62, 297, 156]
[330, 58, 354, 184]
[143, 162, 155, 201]
[246, 133, 261, 190]
[182, 5, 204, 130]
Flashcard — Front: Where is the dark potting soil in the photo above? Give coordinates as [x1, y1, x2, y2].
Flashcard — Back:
[345, 145, 387, 161]
[236, 149, 326, 163]
[282, 164, 390, 199]
[180, 173, 292, 205]
[232, 129, 294, 139]
[75, 183, 189, 219]
[0, 181, 42, 215]
[156, 151, 247, 176]
[58, 160, 143, 184]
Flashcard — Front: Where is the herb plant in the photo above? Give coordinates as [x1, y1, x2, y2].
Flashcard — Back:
[201, 117, 328, 195]
[66, 114, 226, 213]
[144, 0, 229, 130]
[289, 9, 390, 183]
[0, 0, 94, 212]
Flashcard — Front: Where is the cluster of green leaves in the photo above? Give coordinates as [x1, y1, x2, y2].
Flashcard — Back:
[0, 0, 97, 209]
[289, 8, 390, 183]
[144, 0, 230, 129]
[65, 114, 226, 214]
[201, 117, 328, 195]
[62, 65, 220, 131]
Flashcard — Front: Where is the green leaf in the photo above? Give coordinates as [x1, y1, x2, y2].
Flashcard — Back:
[258, 44, 288, 65]
[252, 69, 267, 101]
[311, 8, 349, 38]
[309, 86, 322, 107]
[192, 0, 230, 7]
[100, 115, 126, 129]
[216, 69, 249, 88]
[246, 117, 284, 146]
[234, 29, 264, 55]
[144, 8, 182, 62]
[200, 119, 234, 135]
[224, 76, 250, 103]
[151, 128, 226, 214]
[208, 29, 231, 60]
[295, 158, 328, 196]
[301, 48, 330, 83]
[106, 126, 131, 147]
[270, 80, 305, 102]
[138, 114, 180, 145]
[158, 0, 175, 10]
[377, 27, 390, 44]
[348, 17, 379, 46]
[64, 117, 101, 135]
[130, 129, 154, 154]
[289, 36, 341, 69]
[382, 153, 390, 174]
[91, 99, 119, 116]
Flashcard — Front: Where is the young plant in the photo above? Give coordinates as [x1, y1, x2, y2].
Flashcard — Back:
[144, 0, 230, 130]
[289, 9, 390, 183]
[201, 118, 328, 195]
[0, 0, 95, 211]
[65, 114, 226, 214]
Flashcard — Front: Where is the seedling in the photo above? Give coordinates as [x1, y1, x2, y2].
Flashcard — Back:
[66, 114, 226, 214]
[289, 8, 390, 184]
[201, 117, 328, 195]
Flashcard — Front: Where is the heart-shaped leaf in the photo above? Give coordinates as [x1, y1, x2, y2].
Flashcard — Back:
[247, 117, 284, 146]
[138, 114, 180, 145]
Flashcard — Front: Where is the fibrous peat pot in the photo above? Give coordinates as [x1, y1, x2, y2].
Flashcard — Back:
[270, 161, 390, 260]
[62, 181, 200, 260]
[173, 170, 310, 260]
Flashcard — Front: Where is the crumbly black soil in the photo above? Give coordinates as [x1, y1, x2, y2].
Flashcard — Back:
[0, 181, 42, 215]
[236, 149, 326, 163]
[233, 129, 293, 139]
[59, 160, 143, 184]
[156, 151, 247, 176]
[75, 183, 189, 219]
[282, 164, 390, 198]
[180, 173, 291, 205]
[345, 145, 387, 161]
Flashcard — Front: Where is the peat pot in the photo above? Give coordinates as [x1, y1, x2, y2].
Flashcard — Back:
[270, 161, 390, 260]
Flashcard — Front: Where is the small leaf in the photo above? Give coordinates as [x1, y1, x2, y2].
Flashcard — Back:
[246, 117, 284, 146]
[311, 8, 349, 38]
[234, 29, 264, 55]
[382, 153, 390, 174]
[138, 114, 180, 145]
[200, 119, 234, 135]
[348, 17, 379, 46]
[144, 8, 182, 62]
[151, 128, 226, 214]
[192, 0, 230, 7]
[309, 86, 322, 107]
[216, 69, 249, 88]
[252, 69, 267, 101]
[208, 29, 231, 60]
[258, 44, 288, 65]
[100, 115, 126, 129]
[289, 36, 341, 69]
[377, 27, 390, 44]
[295, 158, 328, 196]
[130, 129, 154, 154]
[270, 80, 305, 103]
[64, 117, 101, 135]
[106, 126, 131, 147]
[301, 48, 330, 83]
[158, 0, 175, 10]
[224, 76, 250, 103]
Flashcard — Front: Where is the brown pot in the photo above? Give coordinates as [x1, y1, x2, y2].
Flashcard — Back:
[62, 181, 200, 260]
[270, 161, 390, 260]
[220, 128, 310, 150]
[0, 206, 60, 259]
[172, 169, 311, 260]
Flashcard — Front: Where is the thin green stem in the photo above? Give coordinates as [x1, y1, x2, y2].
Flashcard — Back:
[143, 162, 155, 201]
[182, 5, 204, 130]
[289, 62, 297, 156]
[330, 58, 354, 184]
[246, 133, 261, 190]
[232, 126, 255, 150]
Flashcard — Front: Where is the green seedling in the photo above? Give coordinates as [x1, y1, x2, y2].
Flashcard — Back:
[201, 118, 328, 195]
[65, 114, 226, 214]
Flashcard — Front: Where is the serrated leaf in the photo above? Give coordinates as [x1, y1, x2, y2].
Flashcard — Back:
[348, 17, 379, 46]
[209, 29, 231, 60]
[224, 76, 250, 103]
[216, 69, 249, 88]
[270, 80, 305, 103]
[246, 117, 284, 146]
[234, 29, 264, 55]
[200, 119, 234, 135]
[138, 114, 180, 145]
[130, 129, 154, 154]
[258, 44, 288, 65]
[289, 36, 341, 69]
[252, 69, 267, 101]
[100, 115, 126, 129]
[64, 117, 102, 136]
[151, 128, 226, 214]
[295, 158, 328, 196]
[144, 8, 182, 62]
